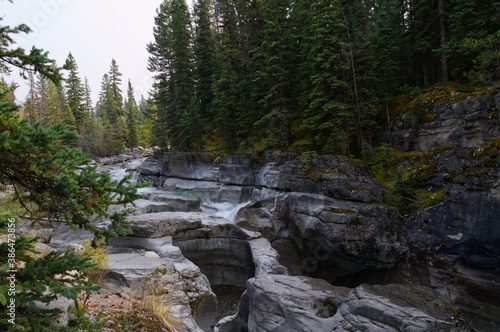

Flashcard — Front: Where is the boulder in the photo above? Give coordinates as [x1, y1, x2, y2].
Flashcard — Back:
[219, 155, 255, 186]
[279, 193, 406, 280]
[162, 152, 219, 181]
[216, 275, 350, 332]
[108, 236, 184, 261]
[143, 192, 202, 212]
[332, 284, 463, 332]
[137, 157, 162, 175]
[124, 212, 227, 238]
[391, 92, 500, 152]
[217, 275, 466, 332]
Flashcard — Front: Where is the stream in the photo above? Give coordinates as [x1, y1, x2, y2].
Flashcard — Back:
[99, 157, 249, 222]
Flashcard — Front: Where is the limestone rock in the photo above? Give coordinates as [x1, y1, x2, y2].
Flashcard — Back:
[332, 284, 463, 332]
[391, 93, 500, 152]
[248, 237, 287, 276]
[48, 223, 94, 251]
[109, 199, 175, 215]
[280, 192, 406, 280]
[107, 252, 216, 332]
[143, 192, 202, 212]
[216, 275, 350, 332]
[219, 155, 255, 186]
[162, 152, 219, 181]
[217, 276, 467, 332]
[173, 222, 255, 287]
[125, 212, 226, 238]
[136, 157, 162, 175]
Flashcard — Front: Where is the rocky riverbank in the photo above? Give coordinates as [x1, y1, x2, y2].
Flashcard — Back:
[20, 88, 500, 332]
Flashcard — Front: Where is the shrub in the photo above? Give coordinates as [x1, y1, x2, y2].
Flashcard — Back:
[78, 238, 110, 285]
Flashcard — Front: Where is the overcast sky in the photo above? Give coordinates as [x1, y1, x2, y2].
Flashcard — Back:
[2, 0, 166, 102]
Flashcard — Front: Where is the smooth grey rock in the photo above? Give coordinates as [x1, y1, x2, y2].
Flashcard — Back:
[136, 157, 162, 175]
[162, 152, 219, 181]
[279, 192, 406, 280]
[109, 199, 175, 215]
[173, 222, 255, 287]
[391, 93, 500, 151]
[332, 284, 462, 332]
[125, 212, 225, 238]
[219, 276, 466, 332]
[143, 192, 202, 212]
[248, 237, 287, 276]
[217, 275, 349, 332]
[48, 223, 94, 251]
[107, 253, 175, 286]
[210, 184, 253, 204]
[219, 155, 255, 186]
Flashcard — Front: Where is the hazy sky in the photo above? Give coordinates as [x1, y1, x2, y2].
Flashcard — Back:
[2, 0, 165, 102]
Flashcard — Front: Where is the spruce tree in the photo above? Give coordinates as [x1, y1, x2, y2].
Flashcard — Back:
[211, 0, 242, 152]
[84, 77, 94, 117]
[44, 77, 64, 126]
[148, 0, 199, 150]
[251, 0, 294, 149]
[297, 0, 350, 155]
[0, 7, 143, 329]
[64, 53, 87, 129]
[193, 0, 218, 133]
[105, 59, 125, 123]
[125, 80, 140, 148]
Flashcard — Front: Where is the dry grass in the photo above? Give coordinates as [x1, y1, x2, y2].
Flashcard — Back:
[134, 273, 181, 332]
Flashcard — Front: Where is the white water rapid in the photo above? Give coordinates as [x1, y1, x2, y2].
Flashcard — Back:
[103, 158, 249, 222]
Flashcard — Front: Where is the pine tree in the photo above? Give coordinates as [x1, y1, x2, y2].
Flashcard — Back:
[105, 59, 125, 123]
[193, 0, 218, 133]
[44, 77, 64, 126]
[297, 0, 351, 155]
[84, 76, 94, 117]
[148, 0, 199, 150]
[251, 0, 294, 149]
[0, 9, 143, 329]
[64, 52, 87, 128]
[125, 80, 140, 148]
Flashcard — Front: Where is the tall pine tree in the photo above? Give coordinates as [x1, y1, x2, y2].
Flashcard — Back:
[64, 52, 87, 129]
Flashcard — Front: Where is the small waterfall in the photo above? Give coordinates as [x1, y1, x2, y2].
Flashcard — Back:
[201, 201, 251, 222]
[100, 157, 250, 222]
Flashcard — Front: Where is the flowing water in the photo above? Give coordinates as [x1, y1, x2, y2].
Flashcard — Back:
[105, 158, 249, 222]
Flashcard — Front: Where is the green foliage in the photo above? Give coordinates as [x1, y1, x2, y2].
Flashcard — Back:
[68, 304, 108, 332]
[78, 237, 109, 284]
[65, 53, 87, 129]
[463, 30, 500, 84]
[0, 215, 100, 331]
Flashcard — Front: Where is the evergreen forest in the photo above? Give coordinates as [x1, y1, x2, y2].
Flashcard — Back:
[3, 0, 499, 159]
[147, 0, 500, 156]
